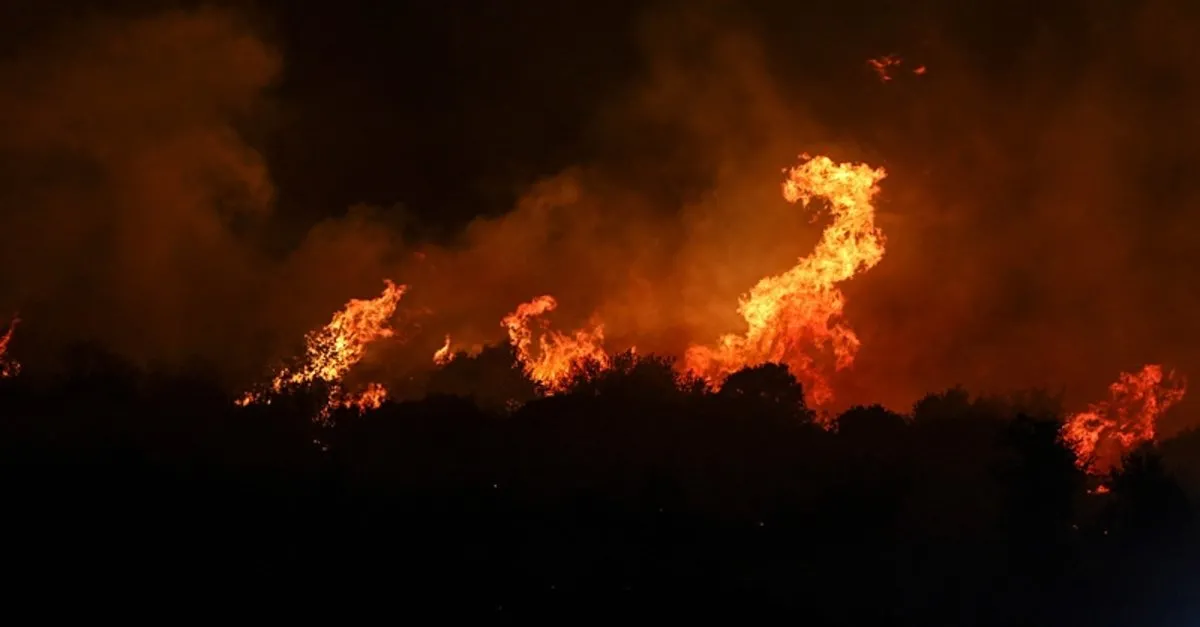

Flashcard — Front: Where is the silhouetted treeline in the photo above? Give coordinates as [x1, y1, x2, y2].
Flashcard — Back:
[0, 345, 1197, 623]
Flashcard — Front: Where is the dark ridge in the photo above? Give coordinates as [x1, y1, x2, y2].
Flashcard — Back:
[0, 348, 1196, 623]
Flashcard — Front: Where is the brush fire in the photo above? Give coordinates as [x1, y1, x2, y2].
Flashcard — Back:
[217, 154, 1186, 472]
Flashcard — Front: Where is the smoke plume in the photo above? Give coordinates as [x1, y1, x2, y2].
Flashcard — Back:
[0, 8, 278, 381]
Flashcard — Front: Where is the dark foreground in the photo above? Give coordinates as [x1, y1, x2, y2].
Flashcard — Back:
[1, 351, 1198, 624]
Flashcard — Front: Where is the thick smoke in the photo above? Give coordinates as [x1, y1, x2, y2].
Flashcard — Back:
[833, 0, 1200, 430]
[3, 2, 1200, 433]
[379, 5, 846, 372]
[0, 9, 279, 382]
[0, 8, 408, 385]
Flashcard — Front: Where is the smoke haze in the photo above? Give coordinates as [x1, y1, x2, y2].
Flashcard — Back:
[2, 1, 1199, 431]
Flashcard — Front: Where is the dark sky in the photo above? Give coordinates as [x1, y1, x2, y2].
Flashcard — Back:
[258, 0, 649, 233]
[257, 0, 1092, 220]
[256, 0, 960, 230]
[0, 0, 1065, 234]
[1, 1, 648, 232]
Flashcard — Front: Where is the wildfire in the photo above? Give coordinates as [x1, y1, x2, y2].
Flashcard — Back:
[433, 334, 454, 365]
[1062, 365, 1187, 475]
[685, 154, 888, 409]
[502, 295, 608, 393]
[868, 54, 903, 81]
[0, 315, 19, 378]
[868, 54, 925, 81]
[238, 280, 406, 420]
[336, 381, 389, 413]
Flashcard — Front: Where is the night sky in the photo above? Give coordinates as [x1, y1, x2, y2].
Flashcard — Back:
[0, 0, 1061, 231]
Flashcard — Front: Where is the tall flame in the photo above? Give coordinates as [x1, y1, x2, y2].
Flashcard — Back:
[685, 154, 888, 409]
[0, 314, 20, 378]
[502, 295, 608, 393]
[1062, 364, 1187, 474]
[239, 280, 406, 420]
[433, 334, 454, 365]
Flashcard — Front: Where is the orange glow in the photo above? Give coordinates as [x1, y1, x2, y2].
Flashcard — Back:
[502, 295, 608, 393]
[1062, 365, 1187, 474]
[867, 55, 924, 81]
[868, 54, 903, 81]
[685, 155, 887, 410]
[335, 381, 388, 413]
[239, 280, 406, 420]
[0, 315, 19, 378]
[433, 334, 454, 365]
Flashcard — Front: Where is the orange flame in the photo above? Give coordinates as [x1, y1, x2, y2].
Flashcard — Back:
[685, 154, 888, 409]
[238, 280, 406, 420]
[502, 295, 608, 393]
[867, 55, 925, 81]
[868, 54, 903, 81]
[0, 314, 20, 378]
[334, 381, 389, 413]
[433, 334, 454, 365]
[1062, 365, 1187, 474]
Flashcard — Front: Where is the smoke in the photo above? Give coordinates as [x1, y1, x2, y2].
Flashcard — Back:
[381, 4, 844, 369]
[0, 8, 279, 380]
[394, 0, 1200, 430]
[4, 1, 1200, 433]
[837, 0, 1200, 428]
[0, 8, 407, 384]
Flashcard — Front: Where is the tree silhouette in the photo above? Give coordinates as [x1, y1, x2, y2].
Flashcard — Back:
[837, 403, 908, 440]
[565, 351, 690, 402]
[911, 385, 973, 423]
[426, 342, 536, 410]
[1107, 444, 1193, 539]
[0, 351, 1195, 622]
[718, 363, 814, 423]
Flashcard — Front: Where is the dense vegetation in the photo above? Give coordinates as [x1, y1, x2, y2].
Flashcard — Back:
[1, 346, 1197, 623]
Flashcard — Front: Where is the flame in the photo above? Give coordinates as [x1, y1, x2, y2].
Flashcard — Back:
[685, 154, 887, 409]
[335, 381, 389, 413]
[1062, 365, 1187, 474]
[502, 295, 608, 393]
[0, 314, 20, 378]
[270, 279, 406, 390]
[868, 55, 924, 81]
[868, 54, 903, 81]
[433, 334, 454, 365]
[238, 280, 406, 420]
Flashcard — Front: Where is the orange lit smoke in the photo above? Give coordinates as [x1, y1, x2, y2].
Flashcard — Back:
[239, 280, 406, 420]
[433, 334, 454, 365]
[685, 155, 887, 409]
[1061, 364, 1187, 475]
[0, 315, 19, 378]
[502, 295, 608, 393]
